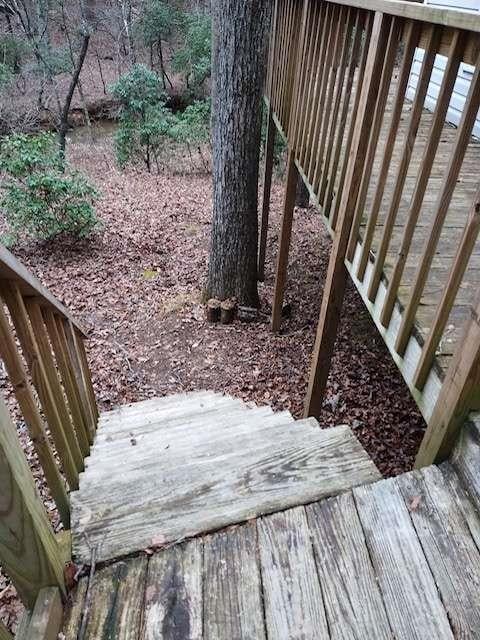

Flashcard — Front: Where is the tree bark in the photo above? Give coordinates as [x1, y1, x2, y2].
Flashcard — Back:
[205, 0, 271, 307]
[59, 34, 90, 160]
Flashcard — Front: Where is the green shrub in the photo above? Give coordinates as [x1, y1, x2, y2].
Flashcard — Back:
[0, 62, 13, 88]
[0, 34, 28, 73]
[110, 65, 172, 171]
[169, 100, 210, 170]
[0, 133, 98, 243]
[172, 13, 211, 97]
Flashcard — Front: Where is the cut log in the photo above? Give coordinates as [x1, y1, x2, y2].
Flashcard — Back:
[220, 299, 237, 324]
[206, 298, 221, 323]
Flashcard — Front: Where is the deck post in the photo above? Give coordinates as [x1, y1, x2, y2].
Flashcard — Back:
[304, 11, 393, 417]
[415, 296, 480, 467]
[271, 150, 299, 331]
[258, 107, 277, 282]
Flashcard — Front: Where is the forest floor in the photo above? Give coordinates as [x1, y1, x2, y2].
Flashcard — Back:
[0, 133, 426, 630]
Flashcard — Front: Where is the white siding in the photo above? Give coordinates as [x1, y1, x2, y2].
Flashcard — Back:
[406, 0, 480, 138]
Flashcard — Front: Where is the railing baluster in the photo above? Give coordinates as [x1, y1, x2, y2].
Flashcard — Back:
[0, 392, 65, 608]
[1, 284, 80, 490]
[311, 6, 347, 195]
[304, 5, 337, 180]
[74, 328, 99, 424]
[324, 9, 364, 225]
[415, 292, 480, 467]
[0, 297, 70, 528]
[62, 319, 96, 442]
[378, 30, 465, 328]
[42, 308, 90, 457]
[345, 15, 401, 263]
[395, 56, 480, 356]
[25, 299, 86, 468]
[294, 2, 323, 159]
[355, 19, 421, 280]
[414, 186, 480, 390]
[330, 11, 373, 228]
[318, 7, 355, 207]
[366, 23, 441, 304]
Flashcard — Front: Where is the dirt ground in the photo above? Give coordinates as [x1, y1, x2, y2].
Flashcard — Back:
[0, 135, 426, 630]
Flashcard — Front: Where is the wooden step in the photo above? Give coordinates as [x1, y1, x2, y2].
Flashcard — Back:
[72, 398, 380, 562]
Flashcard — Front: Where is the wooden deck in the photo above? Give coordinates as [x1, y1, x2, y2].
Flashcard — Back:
[63, 458, 480, 639]
[354, 80, 480, 379]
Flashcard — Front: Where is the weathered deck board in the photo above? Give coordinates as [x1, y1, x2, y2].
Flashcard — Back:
[258, 507, 329, 640]
[397, 466, 480, 638]
[81, 557, 147, 639]
[63, 452, 480, 640]
[72, 398, 380, 563]
[143, 539, 203, 640]
[449, 417, 480, 511]
[203, 523, 266, 640]
[354, 478, 454, 639]
[306, 493, 393, 639]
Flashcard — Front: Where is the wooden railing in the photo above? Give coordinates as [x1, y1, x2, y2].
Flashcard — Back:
[0, 247, 98, 614]
[262, 0, 480, 466]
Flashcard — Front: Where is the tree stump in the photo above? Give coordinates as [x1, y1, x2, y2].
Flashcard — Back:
[206, 298, 221, 323]
[220, 298, 237, 324]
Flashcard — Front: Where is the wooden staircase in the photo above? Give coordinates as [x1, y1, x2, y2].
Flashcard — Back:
[71, 391, 380, 563]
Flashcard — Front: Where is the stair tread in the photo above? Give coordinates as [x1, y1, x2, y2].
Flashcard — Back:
[86, 405, 282, 466]
[72, 396, 380, 562]
[78, 411, 306, 491]
[97, 394, 250, 438]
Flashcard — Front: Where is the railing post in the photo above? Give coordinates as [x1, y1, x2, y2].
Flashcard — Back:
[415, 295, 480, 467]
[0, 392, 65, 609]
[304, 11, 393, 418]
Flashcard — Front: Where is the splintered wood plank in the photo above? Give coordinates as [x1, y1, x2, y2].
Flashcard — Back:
[62, 578, 88, 640]
[258, 507, 329, 640]
[26, 587, 63, 640]
[397, 466, 480, 638]
[73, 423, 380, 562]
[439, 462, 480, 552]
[306, 493, 392, 639]
[450, 419, 480, 511]
[82, 556, 147, 640]
[203, 523, 265, 640]
[354, 479, 454, 639]
[144, 540, 203, 640]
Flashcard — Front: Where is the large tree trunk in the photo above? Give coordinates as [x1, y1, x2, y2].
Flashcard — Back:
[206, 1, 270, 307]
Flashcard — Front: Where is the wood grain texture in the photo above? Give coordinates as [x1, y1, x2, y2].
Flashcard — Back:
[26, 587, 63, 640]
[72, 417, 380, 562]
[258, 507, 329, 640]
[0, 623, 12, 640]
[0, 393, 65, 608]
[354, 478, 454, 639]
[62, 578, 88, 640]
[203, 523, 265, 640]
[307, 492, 393, 639]
[450, 417, 480, 511]
[397, 466, 480, 639]
[81, 556, 147, 640]
[144, 539, 202, 640]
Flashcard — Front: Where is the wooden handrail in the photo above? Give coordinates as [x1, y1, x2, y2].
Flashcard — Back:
[0, 248, 98, 608]
[327, 0, 480, 33]
[265, 0, 480, 464]
[0, 246, 86, 336]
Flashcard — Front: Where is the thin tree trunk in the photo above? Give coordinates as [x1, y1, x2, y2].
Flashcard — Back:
[206, 1, 271, 307]
[59, 34, 91, 160]
[296, 175, 310, 208]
